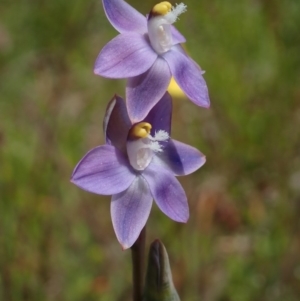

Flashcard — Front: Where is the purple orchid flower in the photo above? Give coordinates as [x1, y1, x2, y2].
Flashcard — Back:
[71, 92, 205, 249]
[94, 0, 210, 123]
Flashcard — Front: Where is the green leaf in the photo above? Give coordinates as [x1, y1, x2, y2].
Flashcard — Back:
[143, 240, 181, 301]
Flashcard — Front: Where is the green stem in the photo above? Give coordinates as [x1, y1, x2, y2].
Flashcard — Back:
[131, 226, 146, 301]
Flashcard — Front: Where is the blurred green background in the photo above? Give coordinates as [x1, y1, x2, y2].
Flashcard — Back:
[1, 0, 300, 300]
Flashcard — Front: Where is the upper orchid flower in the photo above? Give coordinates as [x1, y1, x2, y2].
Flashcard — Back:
[94, 0, 210, 123]
[71, 92, 206, 249]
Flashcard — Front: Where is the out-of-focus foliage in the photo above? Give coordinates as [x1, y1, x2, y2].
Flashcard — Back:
[1, 0, 300, 300]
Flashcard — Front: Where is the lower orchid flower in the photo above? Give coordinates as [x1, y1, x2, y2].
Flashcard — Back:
[71, 92, 206, 249]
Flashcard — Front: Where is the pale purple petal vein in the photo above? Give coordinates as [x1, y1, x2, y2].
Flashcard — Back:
[143, 165, 189, 222]
[111, 176, 152, 249]
[94, 33, 157, 78]
[71, 145, 135, 195]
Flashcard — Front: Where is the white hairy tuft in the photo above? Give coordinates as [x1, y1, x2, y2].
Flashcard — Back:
[149, 141, 164, 152]
[148, 130, 169, 152]
[165, 3, 187, 24]
[150, 130, 170, 142]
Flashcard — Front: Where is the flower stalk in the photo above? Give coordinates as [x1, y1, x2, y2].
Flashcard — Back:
[71, 0, 210, 299]
[131, 226, 146, 301]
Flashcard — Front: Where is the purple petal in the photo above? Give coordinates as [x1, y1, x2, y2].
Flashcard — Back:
[126, 57, 171, 123]
[94, 33, 157, 78]
[103, 95, 132, 152]
[71, 145, 135, 195]
[143, 92, 172, 135]
[163, 45, 210, 108]
[151, 139, 206, 176]
[111, 176, 152, 249]
[102, 0, 147, 34]
[143, 165, 189, 222]
[171, 26, 186, 45]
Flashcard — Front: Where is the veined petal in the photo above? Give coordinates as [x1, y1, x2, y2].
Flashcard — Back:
[94, 33, 157, 78]
[143, 165, 189, 222]
[143, 92, 172, 135]
[111, 176, 152, 249]
[151, 139, 206, 176]
[103, 0, 147, 34]
[126, 58, 171, 123]
[103, 95, 132, 152]
[171, 25, 186, 45]
[163, 45, 210, 108]
[71, 145, 135, 195]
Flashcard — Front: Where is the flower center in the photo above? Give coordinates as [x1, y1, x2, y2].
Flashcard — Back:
[147, 2, 187, 54]
[127, 122, 169, 171]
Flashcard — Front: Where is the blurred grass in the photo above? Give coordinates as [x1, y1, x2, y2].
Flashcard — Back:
[1, 0, 300, 300]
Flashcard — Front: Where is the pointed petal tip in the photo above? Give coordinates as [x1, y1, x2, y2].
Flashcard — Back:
[94, 68, 107, 78]
[197, 156, 206, 170]
[121, 243, 130, 250]
[131, 118, 141, 124]
[170, 211, 189, 223]
[102, 0, 147, 34]
[203, 100, 211, 109]
[93, 64, 104, 76]
[193, 93, 210, 109]
[70, 170, 78, 183]
[93, 67, 111, 78]
[175, 213, 189, 223]
[196, 153, 206, 169]
[70, 175, 82, 185]
[192, 98, 210, 109]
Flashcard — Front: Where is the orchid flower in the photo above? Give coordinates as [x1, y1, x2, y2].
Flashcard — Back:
[94, 0, 210, 123]
[71, 92, 205, 249]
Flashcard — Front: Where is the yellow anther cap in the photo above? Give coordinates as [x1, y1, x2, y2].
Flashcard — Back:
[151, 1, 172, 16]
[129, 122, 152, 139]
